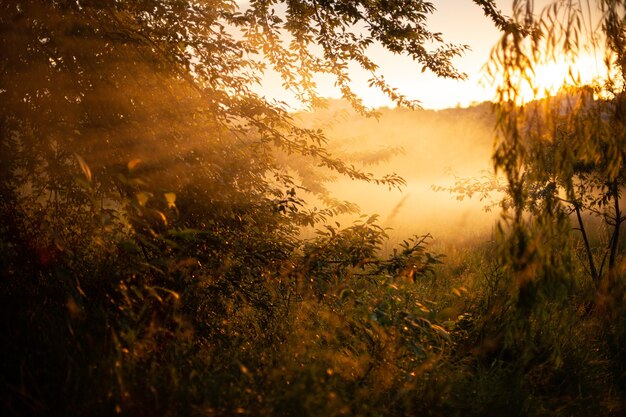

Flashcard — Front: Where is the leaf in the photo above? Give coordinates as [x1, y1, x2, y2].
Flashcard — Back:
[157, 211, 167, 226]
[164, 192, 176, 208]
[430, 324, 451, 342]
[135, 191, 150, 206]
[127, 158, 142, 171]
[74, 153, 92, 182]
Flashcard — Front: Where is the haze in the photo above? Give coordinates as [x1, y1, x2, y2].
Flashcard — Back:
[294, 100, 500, 244]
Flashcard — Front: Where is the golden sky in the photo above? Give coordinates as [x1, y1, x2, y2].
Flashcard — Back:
[252, 1, 507, 110]
[349, 0, 509, 110]
[250, 0, 605, 110]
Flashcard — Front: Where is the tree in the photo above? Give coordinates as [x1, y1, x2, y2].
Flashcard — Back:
[486, 0, 625, 284]
[481, 0, 626, 388]
[0, 1, 508, 415]
[0, 0, 507, 273]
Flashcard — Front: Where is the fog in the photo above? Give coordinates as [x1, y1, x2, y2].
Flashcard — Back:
[295, 100, 501, 244]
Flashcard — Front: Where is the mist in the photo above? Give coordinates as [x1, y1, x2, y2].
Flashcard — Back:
[294, 100, 501, 244]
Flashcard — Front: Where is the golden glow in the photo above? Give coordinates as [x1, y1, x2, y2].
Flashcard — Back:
[514, 53, 606, 103]
[295, 102, 500, 241]
[255, 1, 502, 110]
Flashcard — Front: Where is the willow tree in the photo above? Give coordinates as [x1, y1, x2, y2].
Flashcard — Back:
[484, 0, 626, 379]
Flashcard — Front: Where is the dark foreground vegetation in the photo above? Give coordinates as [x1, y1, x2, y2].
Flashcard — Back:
[1, 1, 626, 416]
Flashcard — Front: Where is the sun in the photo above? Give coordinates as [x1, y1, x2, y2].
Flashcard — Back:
[515, 52, 605, 103]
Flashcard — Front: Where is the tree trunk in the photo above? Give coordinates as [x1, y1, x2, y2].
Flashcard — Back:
[608, 180, 622, 273]
[575, 203, 599, 285]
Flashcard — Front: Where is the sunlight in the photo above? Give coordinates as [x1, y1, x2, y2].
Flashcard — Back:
[514, 52, 607, 103]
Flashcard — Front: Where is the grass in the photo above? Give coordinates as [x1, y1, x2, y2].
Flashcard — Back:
[2, 220, 625, 416]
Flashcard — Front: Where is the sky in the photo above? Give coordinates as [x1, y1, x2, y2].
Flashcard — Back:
[248, 0, 605, 110]
[250, 1, 509, 110]
[340, 0, 506, 110]
[241, 0, 605, 236]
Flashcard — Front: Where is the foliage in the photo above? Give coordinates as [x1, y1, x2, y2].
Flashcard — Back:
[486, 0, 625, 275]
[482, 0, 626, 399]
[3, 0, 626, 416]
[0, 0, 505, 416]
[433, 168, 508, 212]
[433, 3, 626, 413]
